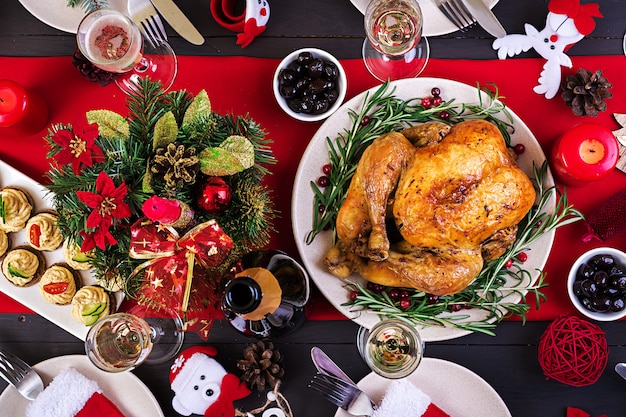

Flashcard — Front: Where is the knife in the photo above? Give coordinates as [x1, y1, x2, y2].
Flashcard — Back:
[616, 363, 626, 380]
[311, 347, 357, 385]
[150, 0, 205, 45]
[461, 0, 506, 38]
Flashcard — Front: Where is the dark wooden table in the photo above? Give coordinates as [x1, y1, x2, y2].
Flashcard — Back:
[1, 1, 625, 416]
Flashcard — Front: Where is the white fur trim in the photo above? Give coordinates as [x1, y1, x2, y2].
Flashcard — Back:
[25, 368, 100, 417]
[171, 353, 224, 393]
[372, 379, 431, 417]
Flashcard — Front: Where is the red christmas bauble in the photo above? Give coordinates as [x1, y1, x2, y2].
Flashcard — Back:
[197, 177, 232, 213]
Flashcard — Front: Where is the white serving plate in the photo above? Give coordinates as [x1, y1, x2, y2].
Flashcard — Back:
[291, 77, 556, 342]
[334, 357, 511, 417]
[18, 0, 126, 33]
[0, 160, 105, 341]
[349, 0, 499, 37]
[0, 355, 164, 417]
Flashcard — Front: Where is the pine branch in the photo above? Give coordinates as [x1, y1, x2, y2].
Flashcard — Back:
[66, 0, 108, 12]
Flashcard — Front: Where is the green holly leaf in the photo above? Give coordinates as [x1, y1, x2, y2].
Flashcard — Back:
[198, 148, 245, 176]
[86, 110, 129, 140]
[153, 111, 178, 150]
[182, 90, 211, 130]
[220, 135, 255, 170]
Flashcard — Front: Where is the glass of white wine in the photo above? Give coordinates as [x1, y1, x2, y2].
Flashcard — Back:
[357, 319, 424, 378]
[362, 0, 430, 81]
[85, 310, 184, 372]
[76, 9, 177, 93]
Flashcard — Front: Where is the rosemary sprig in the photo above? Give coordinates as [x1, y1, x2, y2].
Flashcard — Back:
[343, 161, 584, 336]
[306, 81, 513, 244]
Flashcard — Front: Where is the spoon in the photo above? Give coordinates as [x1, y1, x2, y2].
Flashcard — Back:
[615, 363, 626, 381]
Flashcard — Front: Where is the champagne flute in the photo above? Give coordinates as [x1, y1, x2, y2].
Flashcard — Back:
[76, 9, 177, 94]
[362, 0, 430, 81]
[356, 319, 424, 378]
[85, 309, 184, 372]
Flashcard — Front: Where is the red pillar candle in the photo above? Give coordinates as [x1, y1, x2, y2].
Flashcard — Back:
[0, 80, 49, 134]
[550, 123, 619, 187]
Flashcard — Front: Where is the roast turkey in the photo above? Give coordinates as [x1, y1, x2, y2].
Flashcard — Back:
[324, 119, 535, 295]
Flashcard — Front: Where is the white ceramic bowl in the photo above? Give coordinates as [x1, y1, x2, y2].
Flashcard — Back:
[273, 48, 347, 122]
[567, 247, 626, 321]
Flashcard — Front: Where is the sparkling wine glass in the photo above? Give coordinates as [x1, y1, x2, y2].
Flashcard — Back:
[362, 0, 430, 81]
[85, 309, 184, 372]
[76, 9, 177, 94]
[356, 319, 424, 378]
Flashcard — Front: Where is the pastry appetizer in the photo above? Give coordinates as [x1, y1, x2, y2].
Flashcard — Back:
[71, 285, 111, 326]
[26, 212, 63, 251]
[1, 246, 45, 287]
[63, 240, 94, 271]
[0, 187, 33, 232]
[39, 264, 80, 305]
[0, 230, 10, 258]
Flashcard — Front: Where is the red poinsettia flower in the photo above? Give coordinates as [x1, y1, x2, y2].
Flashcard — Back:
[79, 218, 118, 252]
[76, 172, 132, 250]
[51, 122, 104, 174]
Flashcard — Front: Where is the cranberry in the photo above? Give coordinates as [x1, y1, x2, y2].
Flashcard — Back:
[322, 164, 332, 175]
[505, 259, 514, 268]
[431, 87, 441, 97]
[421, 97, 432, 108]
[399, 299, 411, 310]
[316, 176, 330, 187]
[449, 304, 463, 312]
[399, 290, 411, 299]
[517, 252, 528, 263]
[432, 96, 443, 107]
[387, 288, 401, 300]
[318, 204, 325, 213]
[513, 144, 525, 154]
[360, 116, 371, 126]
[438, 111, 450, 120]
[349, 290, 359, 301]
[366, 282, 385, 293]
[427, 294, 439, 304]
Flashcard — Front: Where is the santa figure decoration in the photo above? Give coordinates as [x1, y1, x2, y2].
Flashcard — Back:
[210, 0, 270, 48]
[492, 0, 602, 99]
[170, 346, 251, 417]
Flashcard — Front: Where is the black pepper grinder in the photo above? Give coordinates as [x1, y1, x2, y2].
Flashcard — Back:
[221, 250, 310, 338]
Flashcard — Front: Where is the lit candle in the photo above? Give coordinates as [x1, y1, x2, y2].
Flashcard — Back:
[0, 80, 49, 134]
[550, 123, 619, 187]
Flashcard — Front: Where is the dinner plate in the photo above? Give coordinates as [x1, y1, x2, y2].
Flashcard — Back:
[0, 355, 164, 417]
[291, 77, 556, 342]
[349, 0, 499, 37]
[334, 357, 512, 417]
[17, 0, 126, 33]
[0, 159, 112, 341]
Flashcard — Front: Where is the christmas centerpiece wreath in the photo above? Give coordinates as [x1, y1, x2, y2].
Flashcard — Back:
[44, 79, 276, 330]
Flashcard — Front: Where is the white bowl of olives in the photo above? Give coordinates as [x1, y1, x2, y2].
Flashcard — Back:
[273, 48, 347, 122]
[568, 247, 626, 321]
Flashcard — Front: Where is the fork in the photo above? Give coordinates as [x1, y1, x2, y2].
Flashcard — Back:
[127, 0, 168, 48]
[0, 349, 44, 400]
[434, 0, 475, 32]
[308, 373, 375, 416]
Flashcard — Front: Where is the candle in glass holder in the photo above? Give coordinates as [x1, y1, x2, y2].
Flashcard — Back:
[0, 80, 49, 135]
[550, 123, 619, 187]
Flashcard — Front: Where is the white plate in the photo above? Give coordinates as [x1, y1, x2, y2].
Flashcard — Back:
[0, 355, 164, 417]
[291, 77, 555, 342]
[18, 0, 126, 33]
[334, 357, 511, 417]
[350, 0, 499, 37]
[0, 160, 109, 341]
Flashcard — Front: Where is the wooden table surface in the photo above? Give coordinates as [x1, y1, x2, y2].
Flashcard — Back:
[1, 1, 625, 417]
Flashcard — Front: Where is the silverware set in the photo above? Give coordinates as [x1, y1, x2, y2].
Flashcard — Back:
[309, 373, 376, 416]
[0, 349, 43, 400]
[434, 0, 475, 32]
[435, 0, 507, 38]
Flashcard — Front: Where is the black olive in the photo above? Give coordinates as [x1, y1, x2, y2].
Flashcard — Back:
[607, 286, 620, 297]
[306, 58, 324, 78]
[312, 99, 330, 114]
[294, 77, 311, 94]
[609, 266, 625, 277]
[580, 296, 593, 311]
[297, 52, 313, 64]
[580, 279, 598, 297]
[611, 298, 626, 312]
[278, 69, 296, 85]
[614, 275, 626, 290]
[323, 62, 339, 79]
[299, 97, 316, 113]
[591, 295, 611, 312]
[310, 78, 329, 94]
[590, 254, 615, 269]
[287, 61, 305, 75]
[287, 98, 302, 113]
[593, 270, 609, 288]
[325, 89, 339, 103]
[576, 263, 595, 280]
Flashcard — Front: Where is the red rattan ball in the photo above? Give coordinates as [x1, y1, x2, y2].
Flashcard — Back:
[538, 315, 609, 387]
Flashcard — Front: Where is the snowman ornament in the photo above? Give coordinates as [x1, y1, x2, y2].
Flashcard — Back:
[492, 0, 602, 99]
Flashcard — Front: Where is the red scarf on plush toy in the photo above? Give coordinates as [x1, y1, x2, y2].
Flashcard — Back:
[548, 0, 602, 35]
[205, 374, 251, 417]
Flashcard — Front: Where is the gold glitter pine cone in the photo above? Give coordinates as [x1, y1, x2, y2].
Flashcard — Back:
[237, 340, 285, 391]
[561, 68, 613, 117]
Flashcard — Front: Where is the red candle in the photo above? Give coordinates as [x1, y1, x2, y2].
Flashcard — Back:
[142, 196, 182, 224]
[550, 123, 619, 187]
[0, 80, 49, 134]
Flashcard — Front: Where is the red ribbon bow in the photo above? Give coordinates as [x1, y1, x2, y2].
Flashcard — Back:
[548, 0, 603, 36]
[566, 407, 607, 417]
[129, 218, 234, 315]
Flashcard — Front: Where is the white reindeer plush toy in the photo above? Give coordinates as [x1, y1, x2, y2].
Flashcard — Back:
[492, 0, 602, 99]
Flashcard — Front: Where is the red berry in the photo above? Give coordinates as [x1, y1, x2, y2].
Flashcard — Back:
[366, 282, 385, 293]
[427, 294, 439, 304]
[438, 111, 450, 120]
[517, 252, 528, 262]
[317, 176, 330, 187]
[432, 96, 443, 107]
[505, 259, 514, 268]
[388, 288, 401, 300]
[399, 290, 411, 299]
[360, 116, 371, 126]
[349, 290, 359, 301]
[513, 144, 525, 154]
[399, 299, 411, 310]
[421, 97, 432, 108]
[450, 304, 463, 312]
[431, 87, 441, 97]
[318, 204, 325, 213]
[322, 164, 332, 175]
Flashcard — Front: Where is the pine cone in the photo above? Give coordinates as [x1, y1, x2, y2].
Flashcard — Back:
[562, 68, 612, 117]
[71, 49, 118, 87]
[150, 142, 199, 188]
[237, 340, 285, 391]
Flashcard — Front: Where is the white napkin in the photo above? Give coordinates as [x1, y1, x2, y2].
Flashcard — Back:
[372, 379, 450, 417]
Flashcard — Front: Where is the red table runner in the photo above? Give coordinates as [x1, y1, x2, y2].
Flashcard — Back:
[0, 55, 625, 322]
